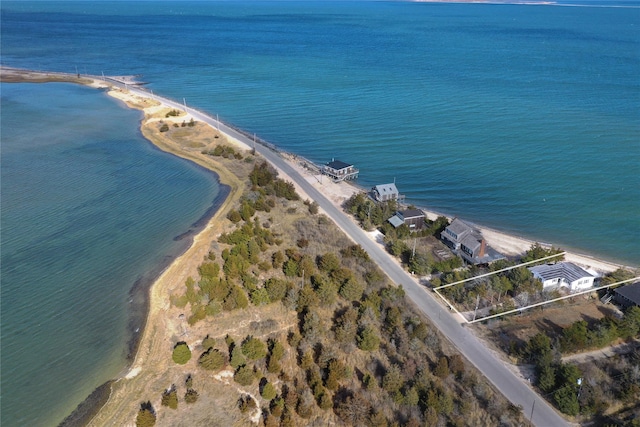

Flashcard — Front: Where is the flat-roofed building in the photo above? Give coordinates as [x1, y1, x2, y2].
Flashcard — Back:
[322, 159, 359, 182]
[613, 282, 640, 308]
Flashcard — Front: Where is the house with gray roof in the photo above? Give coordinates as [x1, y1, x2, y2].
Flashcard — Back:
[372, 183, 399, 202]
[322, 159, 359, 182]
[612, 282, 640, 309]
[528, 262, 596, 292]
[388, 209, 425, 231]
[441, 218, 504, 264]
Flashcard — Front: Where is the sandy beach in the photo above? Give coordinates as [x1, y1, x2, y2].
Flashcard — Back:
[2, 67, 632, 425]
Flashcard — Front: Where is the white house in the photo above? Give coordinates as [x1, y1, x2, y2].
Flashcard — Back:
[528, 262, 596, 292]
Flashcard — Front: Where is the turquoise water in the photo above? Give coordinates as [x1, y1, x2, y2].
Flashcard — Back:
[1, 83, 223, 426]
[0, 1, 638, 425]
[2, 1, 637, 266]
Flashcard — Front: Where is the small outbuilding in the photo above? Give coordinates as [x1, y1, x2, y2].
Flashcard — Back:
[528, 262, 596, 292]
[322, 159, 359, 182]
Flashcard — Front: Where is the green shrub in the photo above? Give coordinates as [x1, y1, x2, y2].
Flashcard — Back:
[234, 365, 255, 386]
[159, 123, 169, 132]
[198, 348, 226, 371]
[261, 381, 277, 400]
[201, 335, 216, 351]
[184, 388, 199, 404]
[172, 342, 191, 365]
[136, 402, 156, 427]
[357, 326, 380, 351]
[161, 385, 178, 409]
[241, 336, 267, 360]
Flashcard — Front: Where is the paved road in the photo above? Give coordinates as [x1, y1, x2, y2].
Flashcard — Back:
[126, 85, 569, 427]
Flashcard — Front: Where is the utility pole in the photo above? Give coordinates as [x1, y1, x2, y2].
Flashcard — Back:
[529, 399, 535, 427]
[473, 294, 480, 321]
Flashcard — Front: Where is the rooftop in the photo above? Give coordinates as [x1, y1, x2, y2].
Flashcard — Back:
[446, 218, 475, 240]
[399, 209, 424, 220]
[529, 262, 594, 283]
[374, 183, 398, 195]
[614, 282, 640, 305]
[326, 159, 352, 170]
[388, 215, 404, 228]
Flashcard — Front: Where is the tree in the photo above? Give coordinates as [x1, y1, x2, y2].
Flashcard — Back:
[554, 384, 579, 416]
[264, 277, 288, 302]
[230, 345, 246, 369]
[326, 359, 347, 390]
[620, 306, 640, 339]
[261, 381, 277, 400]
[357, 326, 380, 351]
[241, 336, 267, 360]
[339, 278, 365, 302]
[161, 385, 178, 409]
[250, 288, 270, 306]
[136, 402, 156, 427]
[319, 252, 341, 272]
[335, 392, 371, 425]
[561, 320, 589, 352]
[234, 365, 255, 386]
[201, 335, 216, 351]
[222, 285, 248, 310]
[382, 364, 404, 394]
[538, 364, 557, 393]
[434, 356, 450, 379]
[198, 348, 226, 371]
[184, 388, 199, 404]
[408, 251, 431, 276]
[238, 393, 257, 413]
[172, 342, 191, 365]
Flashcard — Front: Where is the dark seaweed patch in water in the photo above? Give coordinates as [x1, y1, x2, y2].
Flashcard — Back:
[57, 381, 113, 427]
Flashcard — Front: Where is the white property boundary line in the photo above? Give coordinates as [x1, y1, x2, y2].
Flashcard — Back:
[433, 277, 640, 324]
[433, 252, 566, 291]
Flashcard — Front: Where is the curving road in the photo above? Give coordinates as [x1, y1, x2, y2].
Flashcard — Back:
[124, 84, 569, 427]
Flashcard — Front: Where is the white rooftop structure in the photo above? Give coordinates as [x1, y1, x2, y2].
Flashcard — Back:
[528, 262, 596, 292]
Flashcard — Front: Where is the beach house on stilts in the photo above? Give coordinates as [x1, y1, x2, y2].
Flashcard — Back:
[322, 159, 359, 182]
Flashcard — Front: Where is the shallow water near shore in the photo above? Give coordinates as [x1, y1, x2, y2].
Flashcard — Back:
[0, 83, 223, 426]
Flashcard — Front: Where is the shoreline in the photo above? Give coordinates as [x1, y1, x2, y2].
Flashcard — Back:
[1, 66, 633, 426]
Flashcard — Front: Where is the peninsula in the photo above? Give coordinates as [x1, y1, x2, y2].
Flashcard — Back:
[2, 67, 636, 427]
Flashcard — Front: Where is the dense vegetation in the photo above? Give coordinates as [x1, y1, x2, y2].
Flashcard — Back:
[515, 306, 640, 418]
[151, 157, 526, 426]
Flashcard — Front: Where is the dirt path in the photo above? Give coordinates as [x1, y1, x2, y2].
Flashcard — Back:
[562, 339, 640, 364]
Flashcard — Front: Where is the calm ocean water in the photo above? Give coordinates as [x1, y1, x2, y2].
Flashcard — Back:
[0, 83, 223, 426]
[1, 1, 638, 425]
